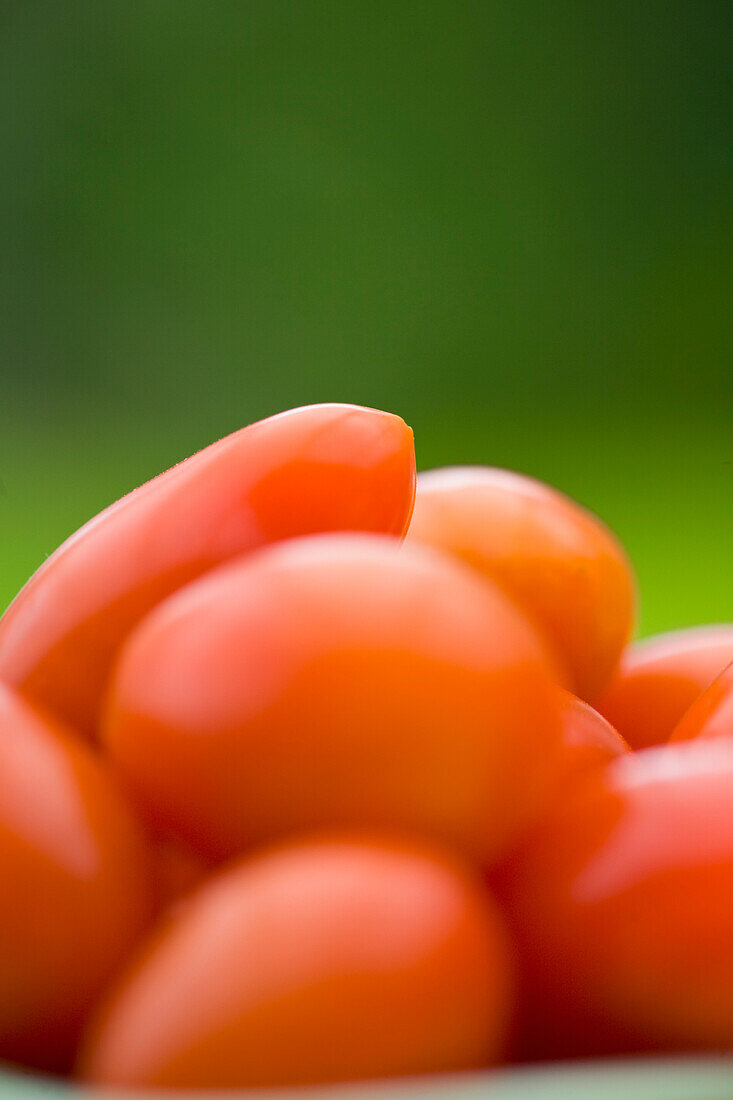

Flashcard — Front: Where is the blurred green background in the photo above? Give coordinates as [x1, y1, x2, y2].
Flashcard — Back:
[1, 1, 731, 632]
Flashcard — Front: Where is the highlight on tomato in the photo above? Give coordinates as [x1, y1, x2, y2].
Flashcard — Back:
[102, 533, 562, 867]
[78, 835, 513, 1089]
[495, 738, 733, 1060]
[406, 466, 635, 703]
[0, 404, 416, 739]
[556, 689, 628, 782]
[599, 625, 733, 749]
[0, 684, 152, 1072]
[1, 394, 729, 1089]
[670, 661, 733, 743]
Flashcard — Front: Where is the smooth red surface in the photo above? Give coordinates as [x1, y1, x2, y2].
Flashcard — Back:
[598, 625, 733, 749]
[0, 404, 415, 738]
[496, 739, 733, 1059]
[0, 684, 152, 1072]
[557, 690, 628, 781]
[406, 467, 635, 702]
[103, 534, 562, 866]
[671, 662, 733, 743]
[79, 836, 512, 1088]
[150, 839, 207, 913]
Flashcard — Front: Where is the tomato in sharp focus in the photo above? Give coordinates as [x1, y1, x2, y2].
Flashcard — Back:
[78, 835, 513, 1089]
[670, 662, 733, 743]
[0, 404, 415, 739]
[406, 467, 635, 703]
[495, 739, 733, 1060]
[0, 684, 152, 1072]
[556, 689, 628, 781]
[103, 533, 562, 867]
[598, 625, 733, 750]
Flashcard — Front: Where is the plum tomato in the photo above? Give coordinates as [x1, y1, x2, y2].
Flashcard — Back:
[150, 839, 207, 914]
[598, 625, 733, 749]
[0, 404, 415, 738]
[102, 533, 562, 866]
[0, 684, 152, 1071]
[670, 662, 733, 743]
[78, 835, 512, 1088]
[495, 739, 733, 1059]
[406, 467, 635, 702]
[556, 689, 628, 782]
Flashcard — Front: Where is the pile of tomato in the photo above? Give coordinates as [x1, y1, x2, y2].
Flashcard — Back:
[0, 403, 731, 1089]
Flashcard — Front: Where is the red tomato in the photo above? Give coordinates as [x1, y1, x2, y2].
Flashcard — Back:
[598, 625, 733, 749]
[406, 467, 635, 702]
[670, 662, 733, 743]
[78, 835, 512, 1088]
[557, 689, 628, 781]
[0, 404, 415, 739]
[0, 684, 152, 1071]
[150, 839, 207, 913]
[103, 534, 562, 866]
[496, 739, 733, 1058]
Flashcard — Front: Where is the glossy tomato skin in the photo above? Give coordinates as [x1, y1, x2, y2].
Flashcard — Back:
[670, 662, 733, 743]
[79, 835, 513, 1088]
[557, 689, 628, 781]
[0, 404, 415, 738]
[406, 467, 635, 703]
[0, 684, 152, 1071]
[495, 740, 733, 1059]
[103, 534, 562, 866]
[598, 625, 733, 749]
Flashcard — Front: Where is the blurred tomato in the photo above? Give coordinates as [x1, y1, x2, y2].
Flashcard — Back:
[0, 404, 415, 738]
[79, 835, 512, 1088]
[496, 739, 733, 1059]
[599, 625, 733, 749]
[0, 684, 152, 1071]
[150, 839, 207, 913]
[406, 467, 635, 702]
[671, 662, 733, 743]
[103, 534, 561, 866]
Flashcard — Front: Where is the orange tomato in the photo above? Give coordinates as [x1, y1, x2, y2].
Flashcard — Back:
[598, 625, 733, 749]
[103, 534, 562, 866]
[496, 739, 733, 1059]
[406, 467, 635, 702]
[78, 835, 512, 1088]
[0, 404, 415, 739]
[670, 662, 733, 743]
[0, 684, 152, 1071]
[557, 689, 628, 781]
